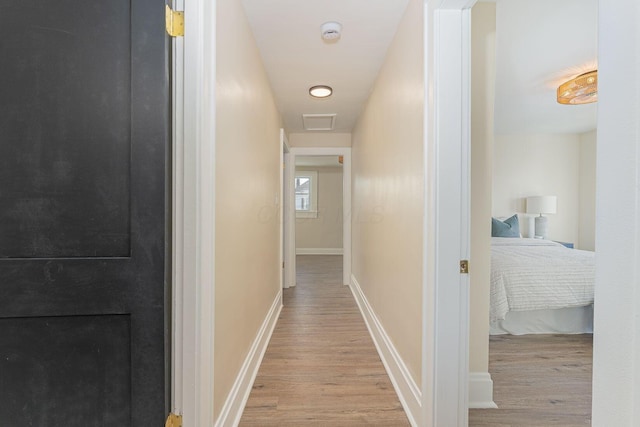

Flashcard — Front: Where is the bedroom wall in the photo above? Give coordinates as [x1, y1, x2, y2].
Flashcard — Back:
[295, 166, 343, 252]
[469, 0, 496, 404]
[214, 0, 282, 418]
[289, 132, 352, 147]
[579, 130, 597, 250]
[351, 0, 423, 389]
[492, 133, 582, 244]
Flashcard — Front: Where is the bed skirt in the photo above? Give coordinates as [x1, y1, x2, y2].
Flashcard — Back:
[490, 305, 594, 335]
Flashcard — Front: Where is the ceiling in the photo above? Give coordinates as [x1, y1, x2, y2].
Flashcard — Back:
[494, 0, 598, 134]
[241, 0, 409, 133]
[241, 0, 598, 136]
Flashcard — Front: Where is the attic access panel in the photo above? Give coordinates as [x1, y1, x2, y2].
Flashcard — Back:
[302, 113, 336, 131]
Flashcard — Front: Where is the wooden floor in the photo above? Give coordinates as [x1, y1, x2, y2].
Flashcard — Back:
[240, 256, 593, 426]
[239, 255, 410, 426]
[469, 334, 593, 426]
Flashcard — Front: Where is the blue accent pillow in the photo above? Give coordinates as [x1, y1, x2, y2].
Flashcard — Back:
[491, 215, 520, 238]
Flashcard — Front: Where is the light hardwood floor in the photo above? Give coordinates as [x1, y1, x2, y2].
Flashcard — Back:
[239, 255, 410, 426]
[469, 334, 593, 426]
[240, 255, 592, 426]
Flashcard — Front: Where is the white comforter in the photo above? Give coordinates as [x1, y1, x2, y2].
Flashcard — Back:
[490, 238, 595, 323]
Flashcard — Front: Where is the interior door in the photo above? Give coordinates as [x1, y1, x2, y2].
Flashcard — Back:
[0, 1, 169, 426]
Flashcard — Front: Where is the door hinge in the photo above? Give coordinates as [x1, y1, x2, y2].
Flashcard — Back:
[282, 261, 285, 268]
[165, 4, 184, 37]
[460, 260, 469, 274]
[165, 413, 182, 427]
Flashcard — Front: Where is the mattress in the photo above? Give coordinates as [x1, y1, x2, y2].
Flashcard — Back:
[490, 237, 595, 325]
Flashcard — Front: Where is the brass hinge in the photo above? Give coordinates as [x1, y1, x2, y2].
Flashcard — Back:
[165, 413, 183, 427]
[165, 4, 184, 37]
[282, 261, 285, 268]
[460, 260, 469, 274]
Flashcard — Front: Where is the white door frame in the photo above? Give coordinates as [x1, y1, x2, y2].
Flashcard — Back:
[280, 130, 291, 288]
[422, 0, 476, 425]
[170, 0, 217, 424]
[285, 147, 352, 287]
[591, 1, 640, 424]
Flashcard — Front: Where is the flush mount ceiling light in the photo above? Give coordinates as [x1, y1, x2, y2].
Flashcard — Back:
[557, 70, 598, 105]
[309, 85, 333, 98]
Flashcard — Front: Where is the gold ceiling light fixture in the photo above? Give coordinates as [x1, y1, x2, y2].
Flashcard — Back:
[557, 70, 598, 105]
[309, 85, 333, 98]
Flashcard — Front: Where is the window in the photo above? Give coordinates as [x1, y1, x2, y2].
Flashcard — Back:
[295, 171, 317, 218]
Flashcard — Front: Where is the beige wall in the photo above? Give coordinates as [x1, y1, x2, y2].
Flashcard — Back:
[351, 0, 423, 385]
[470, 1, 495, 376]
[579, 130, 596, 251]
[289, 132, 351, 147]
[214, 0, 282, 418]
[492, 133, 582, 244]
[295, 167, 343, 251]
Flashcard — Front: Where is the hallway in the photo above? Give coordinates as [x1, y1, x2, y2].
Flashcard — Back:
[239, 255, 410, 426]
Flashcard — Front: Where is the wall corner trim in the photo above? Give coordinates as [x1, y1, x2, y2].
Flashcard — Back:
[468, 372, 497, 409]
[214, 291, 283, 427]
[349, 275, 422, 426]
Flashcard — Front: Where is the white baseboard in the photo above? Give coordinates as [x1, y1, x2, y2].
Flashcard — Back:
[349, 275, 421, 427]
[214, 291, 283, 427]
[296, 247, 344, 255]
[468, 372, 497, 408]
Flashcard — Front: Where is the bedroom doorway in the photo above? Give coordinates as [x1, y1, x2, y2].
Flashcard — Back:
[283, 147, 352, 289]
[293, 155, 344, 257]
[468, 0, 598, 423]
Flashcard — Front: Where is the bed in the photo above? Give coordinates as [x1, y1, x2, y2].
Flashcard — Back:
[490, 237, 595, 335]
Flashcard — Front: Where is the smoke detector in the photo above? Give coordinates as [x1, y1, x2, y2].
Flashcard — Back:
[321, 21, 342, 41]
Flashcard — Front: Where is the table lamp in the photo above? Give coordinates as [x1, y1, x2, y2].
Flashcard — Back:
[526, 196, 557, 239]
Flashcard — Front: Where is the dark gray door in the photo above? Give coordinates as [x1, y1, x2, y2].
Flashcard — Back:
[0, 0, 169, 425]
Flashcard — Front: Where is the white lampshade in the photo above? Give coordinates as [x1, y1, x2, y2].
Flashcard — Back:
[526, 196, 557, 215]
